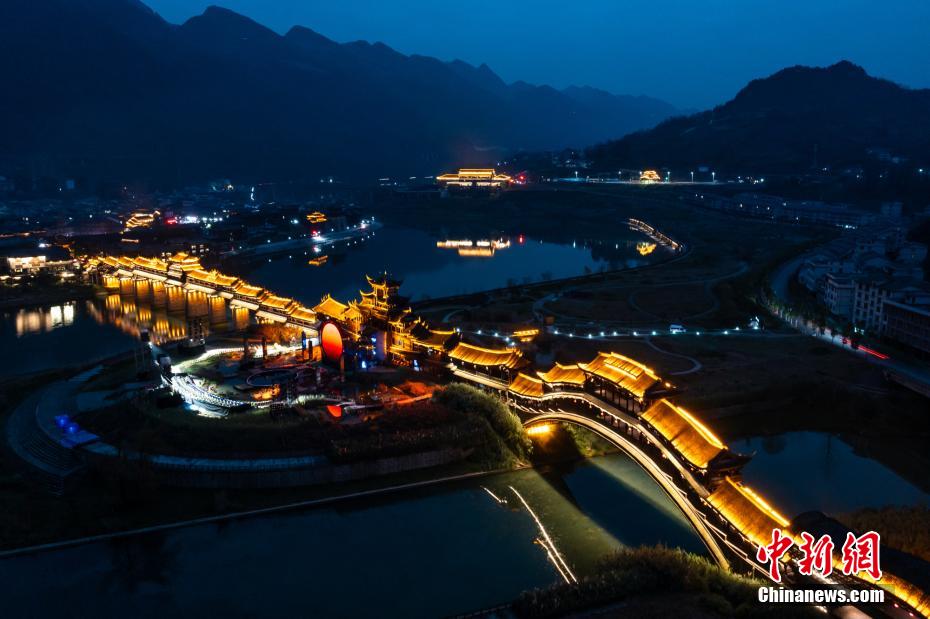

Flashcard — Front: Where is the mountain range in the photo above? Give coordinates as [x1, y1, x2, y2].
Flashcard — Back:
[0, 0, 678, 184]
[587, 61, 930, 173]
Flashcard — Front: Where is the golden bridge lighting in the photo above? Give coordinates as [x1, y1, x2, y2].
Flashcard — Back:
[526, 423, 553, 436]
[306, 211, 327, 224]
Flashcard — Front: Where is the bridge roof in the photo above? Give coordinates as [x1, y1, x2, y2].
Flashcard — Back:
[449, 342, 526, 369]
[641, 399, 725, 469]
[166, 252, 202, 271]
[537, 363, 586, 386]
[289, 307, 317, 322]
[509, 373, 544, 398]
[188, 269, 239, 287]
[133, 256, 167, 271]
[188, 269, 215, 282]
[233, 282, 264, 297]
[708, 477, 790, 549]
[262, 294, 296, 310]
[578, 352, 660, 398]
[412, 327, 456, 350]
[314, 295, 352, 319]
[213, 272, 239, 287]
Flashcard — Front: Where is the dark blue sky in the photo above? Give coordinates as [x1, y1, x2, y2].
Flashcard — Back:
[146, 0, 930, 109]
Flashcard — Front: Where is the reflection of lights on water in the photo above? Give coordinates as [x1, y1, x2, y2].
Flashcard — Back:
[482, 486, 507, 504]
[15, 302, 76, 336]
[510, 486, 577, 584]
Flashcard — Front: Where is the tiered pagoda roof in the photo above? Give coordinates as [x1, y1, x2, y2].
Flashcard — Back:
[408, 322, 456, 350]
[314, 295, 362, 322]
[166, 252, 202, 271]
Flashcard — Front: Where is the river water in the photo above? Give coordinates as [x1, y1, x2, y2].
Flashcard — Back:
[0, 456, 702, 618]
[240, 224, 666, 304]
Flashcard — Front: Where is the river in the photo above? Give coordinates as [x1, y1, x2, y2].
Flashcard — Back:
[0, 456, 702, 618]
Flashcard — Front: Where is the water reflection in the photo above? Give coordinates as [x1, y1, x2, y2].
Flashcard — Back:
[244, 226, 670, 304]
[87, 292, 235, 346]
[13, 303, 75, 336]
[739, 432, 930, 515]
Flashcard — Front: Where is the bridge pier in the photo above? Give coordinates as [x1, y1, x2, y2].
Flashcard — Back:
[232, 306, 250, 331]
[151, 281, 167, 306]
[133, 279, 152, 303]
[166, 284, 185, 312]
[209, 296, 226, 324]
[102, 274, 120, 291]
[186, 291, 209, 318]
[119, 277, 135, 296]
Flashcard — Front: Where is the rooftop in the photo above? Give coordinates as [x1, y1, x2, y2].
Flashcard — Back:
[449, 342, 526, 369]
[641, 399, 725, 469]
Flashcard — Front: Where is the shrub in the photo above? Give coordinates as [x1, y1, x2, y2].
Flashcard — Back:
[433, 383, 532, 461]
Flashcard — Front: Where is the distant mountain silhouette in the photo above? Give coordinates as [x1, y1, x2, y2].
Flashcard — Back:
[0, 0, 677, 184]
[588, 61, 930, 173]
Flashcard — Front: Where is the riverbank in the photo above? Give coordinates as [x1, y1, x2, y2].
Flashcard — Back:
[0, 282, 94, 310]
[512, 546, 819, 619]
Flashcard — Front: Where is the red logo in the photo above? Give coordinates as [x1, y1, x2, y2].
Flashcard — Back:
[756, 529, 793, 582]
[756, 530, 883, 582]
[798, 532, 834, 577]
[841, 531, 882, 580]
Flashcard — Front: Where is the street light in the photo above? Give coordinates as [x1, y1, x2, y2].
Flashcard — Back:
[690, 171, 694, 183]
[712, 171, 716, 183]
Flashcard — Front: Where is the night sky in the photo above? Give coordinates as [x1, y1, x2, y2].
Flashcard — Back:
[146, 0, 930, 110]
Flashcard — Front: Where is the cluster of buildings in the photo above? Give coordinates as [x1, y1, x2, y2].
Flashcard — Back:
[798, 220, 930, 353]
[0, 240, 76, 279]
[692, 192, 882, 228]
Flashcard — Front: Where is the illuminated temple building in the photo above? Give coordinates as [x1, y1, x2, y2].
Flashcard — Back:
[436, 168, 513, 189]
[639, 169, 661, 183]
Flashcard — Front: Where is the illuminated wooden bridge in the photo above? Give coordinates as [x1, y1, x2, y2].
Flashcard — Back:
[84, 253, 929, 616]
[445, 343, 930, 617]
[87, 253, 323, 336]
